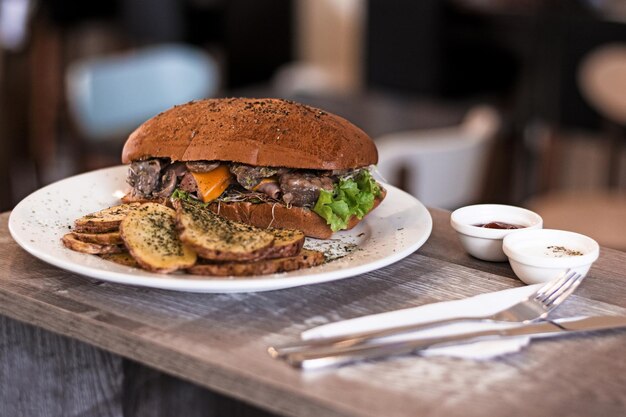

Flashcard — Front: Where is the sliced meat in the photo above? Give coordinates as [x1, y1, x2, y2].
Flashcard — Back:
[154, 170, 177, 198]
[330, 168, 359, 178]
[230, 164, 287, 190]
[280, 172, 335, 207]
[167, 162, 188, 177]
[154, 162, 188, 198]
[179, 172, 199, 194]
[255, 181, 281, 200]
[127, 159, 162, 197]
[186, 161, 220, 173]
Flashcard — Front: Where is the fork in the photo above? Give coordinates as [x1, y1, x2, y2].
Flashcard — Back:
[268, 271, 584, 359]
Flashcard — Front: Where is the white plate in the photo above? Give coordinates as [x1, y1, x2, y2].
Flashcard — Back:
[9, 166, 432, 293]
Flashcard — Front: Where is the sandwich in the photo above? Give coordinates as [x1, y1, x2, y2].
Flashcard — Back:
[121, 98, 385, 239]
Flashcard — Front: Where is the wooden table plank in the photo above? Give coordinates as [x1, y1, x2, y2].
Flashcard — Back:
[1, 210, 626, 417]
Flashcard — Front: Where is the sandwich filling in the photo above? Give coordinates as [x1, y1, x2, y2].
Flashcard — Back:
[127, 159, 382, 232]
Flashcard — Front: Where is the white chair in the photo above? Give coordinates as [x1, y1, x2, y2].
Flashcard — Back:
[376, 105, 501, 209]
[66, 43, 220, 142]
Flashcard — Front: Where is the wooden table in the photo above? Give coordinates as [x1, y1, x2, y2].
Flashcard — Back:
[1, 209, 626, 417]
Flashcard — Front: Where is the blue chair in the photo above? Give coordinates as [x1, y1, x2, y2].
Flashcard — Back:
[66, 43, 219, 143]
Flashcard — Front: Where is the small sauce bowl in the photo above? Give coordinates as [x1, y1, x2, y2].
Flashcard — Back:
[503, 229, 600, 284]
[450, 204, 543, 262]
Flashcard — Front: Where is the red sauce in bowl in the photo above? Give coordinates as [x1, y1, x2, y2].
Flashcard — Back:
[474, 222, 523, 230]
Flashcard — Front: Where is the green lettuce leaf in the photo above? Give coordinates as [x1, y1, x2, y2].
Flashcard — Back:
[171, 188, 192, 201]
[313, 170, 381, 232]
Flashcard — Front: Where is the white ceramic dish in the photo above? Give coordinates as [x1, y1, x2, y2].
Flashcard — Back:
[450, 204, 543, 262]
[503, 229, 600, 284]
[8, 166, 432, 293]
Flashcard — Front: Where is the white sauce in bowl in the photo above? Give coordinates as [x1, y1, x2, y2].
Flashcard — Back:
[518, 243, 585, 259]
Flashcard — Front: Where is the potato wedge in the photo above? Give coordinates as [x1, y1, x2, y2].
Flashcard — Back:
[71, 231, 123, 245]
[174, 199, 275, 261]
[187, 249, 325, 277]
[62, 233, 124, 255]
[74, 203, 141, 233]
[120, 203, 197, 273]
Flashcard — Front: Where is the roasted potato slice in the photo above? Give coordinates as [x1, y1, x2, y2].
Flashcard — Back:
[264, 228, 305, 259]
[62, 233, 124, 255]
[120, 203, 197, 273]
[74, 203, 141, 233]
[99, 252, 140, 268]
[187, 249, 325, 277]
[174, 199, 275, 261]
[71, 231, 123, 245]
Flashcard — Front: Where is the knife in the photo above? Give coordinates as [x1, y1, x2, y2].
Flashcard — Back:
[276, 316, 626, 370]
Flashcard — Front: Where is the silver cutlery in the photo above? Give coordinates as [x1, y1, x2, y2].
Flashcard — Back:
[269, 271, 583, 359]
[282, 315, 626, 370]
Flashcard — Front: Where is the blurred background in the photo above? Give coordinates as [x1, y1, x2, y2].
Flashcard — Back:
[0, 0, 625, 249]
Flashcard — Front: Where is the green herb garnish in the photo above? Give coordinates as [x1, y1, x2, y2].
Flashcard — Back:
[171, 189, 208, 206]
